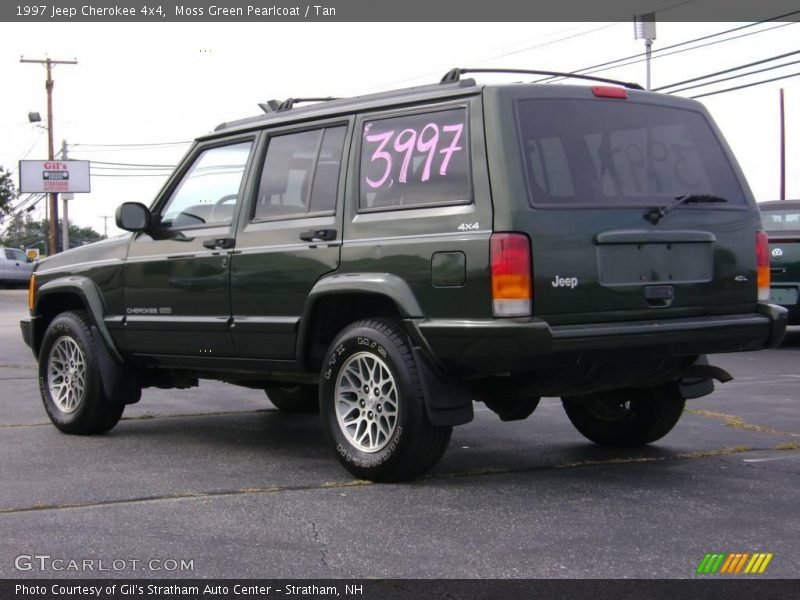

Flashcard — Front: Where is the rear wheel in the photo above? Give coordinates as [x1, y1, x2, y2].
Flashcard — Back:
[320, 319, 452, 482]
[562, 385, 685, 447]
[264, 384, 319, 413]
[39, 310, 125, 434]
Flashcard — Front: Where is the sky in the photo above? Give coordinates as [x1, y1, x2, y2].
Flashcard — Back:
[0, 21, 798, 238]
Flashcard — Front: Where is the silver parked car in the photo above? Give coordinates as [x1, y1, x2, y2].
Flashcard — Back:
[0, 247, 35, 286]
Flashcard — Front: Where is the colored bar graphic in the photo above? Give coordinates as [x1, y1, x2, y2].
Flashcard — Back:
[744, 554, 760, 574]
[697, 554, 713, 574]
[720, 554, 736, 573]
[700, 552, 773, 575]
[711, 554, 725, 573]
[734, 553, 749, 573]
[758, 554, 773, 573]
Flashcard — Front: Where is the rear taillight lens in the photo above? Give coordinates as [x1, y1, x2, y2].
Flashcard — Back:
[756, 230, 770, 301]
[491, 233, 531, 317]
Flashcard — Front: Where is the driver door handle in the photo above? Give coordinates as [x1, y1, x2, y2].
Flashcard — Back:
[299, 228, 337, 242]
[203, 237, 235, 250]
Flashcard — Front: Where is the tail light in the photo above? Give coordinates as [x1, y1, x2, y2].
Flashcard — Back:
[756, 230, 770, 301]
[491, 233, 531, 317]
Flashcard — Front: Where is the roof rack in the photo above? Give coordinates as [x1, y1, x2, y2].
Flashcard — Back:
[440, 68, 644, 91]
[258, 97, 339, 114]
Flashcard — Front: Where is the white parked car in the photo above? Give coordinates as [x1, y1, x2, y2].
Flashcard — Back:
[0, 247, 35, 286]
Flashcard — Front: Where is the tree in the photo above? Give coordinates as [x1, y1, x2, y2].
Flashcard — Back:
[0, 166, 17, 220]
[1, 217, 103, 253]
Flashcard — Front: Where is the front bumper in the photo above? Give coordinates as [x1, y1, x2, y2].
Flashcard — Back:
[411, 303, 788, 377]
[19, 315, 42, 357]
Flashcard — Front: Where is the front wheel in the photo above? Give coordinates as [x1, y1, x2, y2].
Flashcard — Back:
[39, 310, 125, 434]
[320, 319, 452, 482]
[562, 385, 685, 447]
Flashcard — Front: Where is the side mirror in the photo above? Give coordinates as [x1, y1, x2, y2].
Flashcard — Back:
[115, 202, 153, 233]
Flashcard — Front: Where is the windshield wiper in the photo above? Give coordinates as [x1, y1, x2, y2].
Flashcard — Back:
[645, 194, 727, 224]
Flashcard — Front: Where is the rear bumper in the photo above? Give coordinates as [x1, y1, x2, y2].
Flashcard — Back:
[411, 303, 788, 377]
[769, 284, 800, 324]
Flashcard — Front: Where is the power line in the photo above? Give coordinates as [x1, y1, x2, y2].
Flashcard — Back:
[667, 59, 800, 94]
[8, 130, 47, 178]
[655, 49, 800, 91]
[89, 160, 176, 168]
[535, 19, 797, 84]
[690, 71, 800, 99]
[354, 22, 624, 94]
[89, 172, 171, 177]
[0, 194, 46, 227]
[473, 22, 621, 65]
[70, 140, 192, 148]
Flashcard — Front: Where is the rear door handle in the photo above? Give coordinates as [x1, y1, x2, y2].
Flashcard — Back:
[203, 237, 235, 250]
[299, 228, 337, 242]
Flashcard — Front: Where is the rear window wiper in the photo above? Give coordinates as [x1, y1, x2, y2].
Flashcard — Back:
[645, 194, 727, 224]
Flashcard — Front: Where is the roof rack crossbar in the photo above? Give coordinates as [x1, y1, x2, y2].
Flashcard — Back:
[259, 97, 340, 113]
[440, 68, 644, 91]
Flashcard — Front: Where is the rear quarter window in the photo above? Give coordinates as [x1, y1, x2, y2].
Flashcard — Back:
[516, 99, 745, 207]
[359, 108, 471, 211]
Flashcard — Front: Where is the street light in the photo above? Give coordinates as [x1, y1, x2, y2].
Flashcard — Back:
[28, 112, 42, 123]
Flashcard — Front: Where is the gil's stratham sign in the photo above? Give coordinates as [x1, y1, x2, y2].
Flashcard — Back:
[19, 160, 90, 193]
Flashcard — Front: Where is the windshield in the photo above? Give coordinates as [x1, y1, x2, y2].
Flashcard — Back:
[516, 99, 745, 207]
[761, 208, 800, 232]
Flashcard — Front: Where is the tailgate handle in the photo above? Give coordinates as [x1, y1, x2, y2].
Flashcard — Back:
[645, 285, 674, 308]
[596, 230, 716, 244]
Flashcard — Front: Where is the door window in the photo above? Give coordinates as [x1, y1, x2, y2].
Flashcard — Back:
[253, 126, 347, 221]
[159, 141, 253, 229]
[5, 249, 26, 262]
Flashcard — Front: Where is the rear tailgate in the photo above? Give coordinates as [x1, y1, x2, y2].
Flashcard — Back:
[486, 85, 760, 326]
[766, 233, 800, 310]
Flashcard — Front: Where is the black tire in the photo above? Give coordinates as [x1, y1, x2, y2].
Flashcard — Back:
[562, 385, 685, 447]
[320, 319, 452, 482]
[264, 384, 319, 413]
[38, 310, 125, 434]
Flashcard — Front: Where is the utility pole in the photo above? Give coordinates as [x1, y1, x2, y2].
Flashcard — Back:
[20, 56, 78, 255]
[62, 140, 72, 251]
[99, 215, 112, 238]
[780, 88, 786, 201]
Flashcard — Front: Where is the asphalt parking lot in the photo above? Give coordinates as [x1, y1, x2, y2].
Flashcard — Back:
[0, 288, 798, 579]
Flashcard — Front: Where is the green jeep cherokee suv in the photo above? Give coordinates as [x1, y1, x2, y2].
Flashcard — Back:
[20, 69, 787, 481]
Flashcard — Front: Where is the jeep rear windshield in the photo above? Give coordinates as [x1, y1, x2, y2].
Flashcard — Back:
[516, 99, 745, 207]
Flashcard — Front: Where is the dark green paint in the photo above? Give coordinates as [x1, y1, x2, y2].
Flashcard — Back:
[22, 78, 785, 399]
